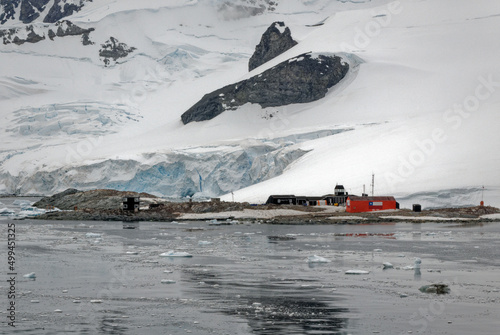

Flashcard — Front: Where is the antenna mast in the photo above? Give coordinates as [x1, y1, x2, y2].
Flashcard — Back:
[371, 173, 375, 196]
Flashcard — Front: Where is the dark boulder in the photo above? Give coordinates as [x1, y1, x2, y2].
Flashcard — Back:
[249, 21, 297, 71]
[181, 52, 349, 124]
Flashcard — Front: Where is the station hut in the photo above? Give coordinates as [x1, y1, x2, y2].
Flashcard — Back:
[266, 195, 297, 205]
[346, 196, 398, 213]
[123, 196, 140, 212]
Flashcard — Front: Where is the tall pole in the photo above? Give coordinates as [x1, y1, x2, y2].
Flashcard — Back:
[371, 173, 374, 196]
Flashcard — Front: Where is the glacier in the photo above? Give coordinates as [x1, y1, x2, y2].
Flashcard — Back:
[0, 0, 498, 208]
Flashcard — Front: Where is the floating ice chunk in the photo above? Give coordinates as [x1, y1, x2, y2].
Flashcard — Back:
[161, 279, 176, 284]
[86, 233, 101, 238]
[160, 250, 193, 258]
[18, 207, 46, 217]
[23, 272, 36, 279]
[209, 219, 220, 225]
[90, 300, 103, 303]
[13, 200, 32, 207]
[126, 251, 139, 255]
[383, 262, 394, 269]
[31, 300, 40, 303]
[414, 258, 421, 269]
[0, 208, 15, 215]
[373, 249, 383, 252]
[345, 270, 370, 275]
[54, 309, 63, 313]
[307, 255, 331, 263]
[198, 240, 212, 246]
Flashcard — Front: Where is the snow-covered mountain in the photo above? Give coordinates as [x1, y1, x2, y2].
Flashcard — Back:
[1, 0, 499, 209]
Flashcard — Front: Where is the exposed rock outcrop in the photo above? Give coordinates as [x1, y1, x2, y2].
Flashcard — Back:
[1, 20, 94, 45]
[33, 188, 157, 210]
[43, 0, 89, 23]
[0, 0, 19, 25]
[217, 0, 277, 20]
[99, 37, 136, 66]
[49, 20, 94, 39]
[0, 24, 44, 44]
[0, 0, 91, 25]
[20, 0, 50, 24]
[181, 52, 349, 124]
[249, 21, 297, 71]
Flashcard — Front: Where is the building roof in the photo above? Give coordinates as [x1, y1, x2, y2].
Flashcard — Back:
[348, 196, 396, 201]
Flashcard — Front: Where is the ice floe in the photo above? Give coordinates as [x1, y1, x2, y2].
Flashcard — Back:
[160, 250, 193, 258]
[307, 255, 331, 263]
[345, 270, 370, 275]
[0, 208, 15, 215]
[23, 272, 36, 279]
[382, 262, 394, 269]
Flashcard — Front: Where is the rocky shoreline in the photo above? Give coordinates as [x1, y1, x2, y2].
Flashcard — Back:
[29, 189, 500, 224]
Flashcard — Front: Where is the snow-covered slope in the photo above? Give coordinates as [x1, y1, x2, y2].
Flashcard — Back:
[0, 0, 499, 208]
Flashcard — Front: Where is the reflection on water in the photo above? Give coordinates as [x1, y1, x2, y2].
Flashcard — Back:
[99, 311, 129, 334]
[185, 267, 349, 335]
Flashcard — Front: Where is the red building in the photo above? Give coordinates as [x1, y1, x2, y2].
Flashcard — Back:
[346, 196, 398, 213]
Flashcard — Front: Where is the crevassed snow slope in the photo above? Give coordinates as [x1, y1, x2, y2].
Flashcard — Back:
[0, 0, 499, 208]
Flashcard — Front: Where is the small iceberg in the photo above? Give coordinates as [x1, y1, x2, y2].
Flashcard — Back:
[198, 240, 212, 246]
[23, 272, 36, 279]
[0, 208, 15, 216]
[13, 200, 32, 207]
[345, 270, 370, 275]
[160, 250, 193, 258]
[18, 207, 46, 217]
[383, 262, 394, 269]
[86, 233, 102, 239]
[307, 255, 331, 263]
[414, 258, 421, 269]
[161, 279, 176, 284]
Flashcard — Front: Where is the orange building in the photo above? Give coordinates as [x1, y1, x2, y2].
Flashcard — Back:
[346, 196, 398, 213]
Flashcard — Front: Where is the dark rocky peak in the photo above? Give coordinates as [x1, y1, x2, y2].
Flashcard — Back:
[249, 21, 297, 71]
[181, 52, 349, 124]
